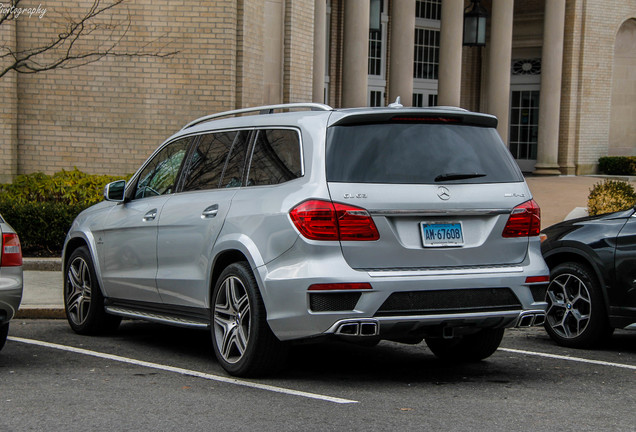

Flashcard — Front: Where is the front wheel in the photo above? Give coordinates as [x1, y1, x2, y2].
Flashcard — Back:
[544, 262, 612, 348]
[64, 246, 121, 335]
[425, 328, 505, 362]
[211, 262, 287, 377]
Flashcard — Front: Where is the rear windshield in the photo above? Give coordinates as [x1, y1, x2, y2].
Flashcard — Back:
[326, 123, 523, 184]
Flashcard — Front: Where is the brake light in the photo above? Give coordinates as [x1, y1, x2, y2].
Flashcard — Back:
[290, 199, 380, 241]
[502, 199, 541, 238]
[2, 233, 23, 267]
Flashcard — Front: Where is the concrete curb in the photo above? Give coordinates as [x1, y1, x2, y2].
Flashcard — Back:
[15, 308, 65, 319]
[23, 257, 62, 272]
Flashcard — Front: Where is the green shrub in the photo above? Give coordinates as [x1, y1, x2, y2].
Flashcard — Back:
[0, 169, 130, 256]
[598, 156, 636, 175]
[588, 180, 636, 216]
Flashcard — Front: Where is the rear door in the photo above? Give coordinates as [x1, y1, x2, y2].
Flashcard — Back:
[155, 130, 250, 308]
[325, 117, 532, 270]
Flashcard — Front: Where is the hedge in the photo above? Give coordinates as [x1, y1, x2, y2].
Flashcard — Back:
[598, 156, 636, 175]
[0, 169, 129, 256]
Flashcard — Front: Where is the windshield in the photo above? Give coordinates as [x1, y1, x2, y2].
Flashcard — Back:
[326, 123, 523, 184]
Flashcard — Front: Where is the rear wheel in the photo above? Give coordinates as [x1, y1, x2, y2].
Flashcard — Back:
[65, 246, 121, 334]
[0, 323, 8, 352]
[544, 261, 612, 348]
[425, 328, 505, 362]
[211, 262, 287, 377]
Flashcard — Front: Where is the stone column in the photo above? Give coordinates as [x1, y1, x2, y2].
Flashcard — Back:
[312, 0, 327, 103]
[388, 0, 415, 106]
[437, 0, 463, 107]
[342, 0, 369, 107]
[534, 0, 566, 175]
[487, 0, 514, 144]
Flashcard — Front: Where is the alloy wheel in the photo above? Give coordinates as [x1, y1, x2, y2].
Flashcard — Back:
[66, 256, 93, 326]
[545, 273, 592, 340]
[213, 275, 251, 364]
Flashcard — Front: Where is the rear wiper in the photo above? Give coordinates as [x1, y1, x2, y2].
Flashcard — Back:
[434, 172, 487, 182]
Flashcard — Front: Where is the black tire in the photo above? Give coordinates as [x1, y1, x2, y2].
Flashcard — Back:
[425, 328, 505, 362]
[544, 261, 612, 348]
[0, 323, 8, 352]
[211, 262, 287, 377]
[64, 246, 121, 335]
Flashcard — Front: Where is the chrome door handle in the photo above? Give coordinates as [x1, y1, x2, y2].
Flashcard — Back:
[202, 204, 219, 219]
[143, 209, 158, 221]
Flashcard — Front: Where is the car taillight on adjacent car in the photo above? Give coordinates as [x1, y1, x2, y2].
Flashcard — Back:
[1, 233, 23, 267]
[502, 199, 541, 238]
[290, 199, 380, 241]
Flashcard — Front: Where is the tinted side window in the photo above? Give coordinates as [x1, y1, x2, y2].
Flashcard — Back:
[182, 130, 251, 191]
[247, 129, 302, 186]
[134, 138, 190, 199]
[220, 130, 250, 188]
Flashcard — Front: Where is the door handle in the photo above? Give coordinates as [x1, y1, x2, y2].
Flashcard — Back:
[202, 204, 219, 219]
[143, 209, 158, 221]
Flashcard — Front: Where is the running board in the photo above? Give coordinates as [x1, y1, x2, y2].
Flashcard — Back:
[105, 306, 210, 329]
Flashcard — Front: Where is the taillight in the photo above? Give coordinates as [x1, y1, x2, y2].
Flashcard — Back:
[502, 199, 541, 238]
[290, 199, 380, 241]
[2, 233, 23, 267]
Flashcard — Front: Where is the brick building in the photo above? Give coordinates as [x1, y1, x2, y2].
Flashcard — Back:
[0, 0, 635, 182]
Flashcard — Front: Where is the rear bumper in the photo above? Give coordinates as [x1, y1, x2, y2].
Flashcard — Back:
[256, 240, 549, 341]
[0, 266, 23, 324]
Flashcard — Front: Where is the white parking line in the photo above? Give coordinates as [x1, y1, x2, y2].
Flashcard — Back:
[8, 336, 358, 404]
[499, 347, 636, 371]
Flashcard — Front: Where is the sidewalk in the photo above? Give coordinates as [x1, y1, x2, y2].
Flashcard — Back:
[15, 175, 636, 318]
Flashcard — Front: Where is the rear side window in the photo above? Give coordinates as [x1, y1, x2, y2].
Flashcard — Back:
[326, 123, 522, 184]
[182, 130, 250, 191]
[247, 129, 302, 186]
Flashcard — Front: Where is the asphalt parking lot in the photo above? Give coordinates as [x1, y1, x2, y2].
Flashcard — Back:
[2, 320, 634, 431]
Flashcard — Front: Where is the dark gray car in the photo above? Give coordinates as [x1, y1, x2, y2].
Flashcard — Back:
[63, 103, 549, 376]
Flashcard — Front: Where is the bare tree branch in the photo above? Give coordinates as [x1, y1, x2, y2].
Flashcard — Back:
[0, 0, 178, 79]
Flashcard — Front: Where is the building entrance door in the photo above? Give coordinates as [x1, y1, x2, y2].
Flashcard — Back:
[509, 85, 540, 172]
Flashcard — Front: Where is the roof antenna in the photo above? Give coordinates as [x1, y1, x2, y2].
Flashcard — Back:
[388, 96, 403, 108]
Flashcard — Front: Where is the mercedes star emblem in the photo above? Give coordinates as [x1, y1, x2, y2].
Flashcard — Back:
[437, 186, 450, 201]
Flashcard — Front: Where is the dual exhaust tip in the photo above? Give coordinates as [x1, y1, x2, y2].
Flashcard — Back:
[334, 319, 379, 337]
[517, 312, 546, 327]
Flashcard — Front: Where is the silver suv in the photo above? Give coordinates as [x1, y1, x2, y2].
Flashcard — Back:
[63, 103, 549, 376]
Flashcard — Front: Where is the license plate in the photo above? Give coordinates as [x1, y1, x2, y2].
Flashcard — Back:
[420, 222, 464, 247]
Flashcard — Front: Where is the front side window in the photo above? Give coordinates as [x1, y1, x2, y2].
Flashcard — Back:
[247, 129, 302, 186]
[134, 138, 190, 199]
[182, 130, 250, 191]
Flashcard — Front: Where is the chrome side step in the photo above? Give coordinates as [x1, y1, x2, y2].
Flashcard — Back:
[105, 306, 210, 329]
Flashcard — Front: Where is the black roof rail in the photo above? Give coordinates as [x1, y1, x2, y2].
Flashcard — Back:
[182, 103, 333, 130]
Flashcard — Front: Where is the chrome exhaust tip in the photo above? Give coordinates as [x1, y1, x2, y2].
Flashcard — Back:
[334, 319, 379, 337]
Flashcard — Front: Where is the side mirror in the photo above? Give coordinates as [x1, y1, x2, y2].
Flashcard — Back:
[104, 180, 126, 202]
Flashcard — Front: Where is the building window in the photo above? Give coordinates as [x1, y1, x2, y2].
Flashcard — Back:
[413, 1, 440, 106]
[369, 90, 383, 107]
[368, 28, 382, 76]
[416, 0, 441, 21]
[414, 28, 439, 80]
